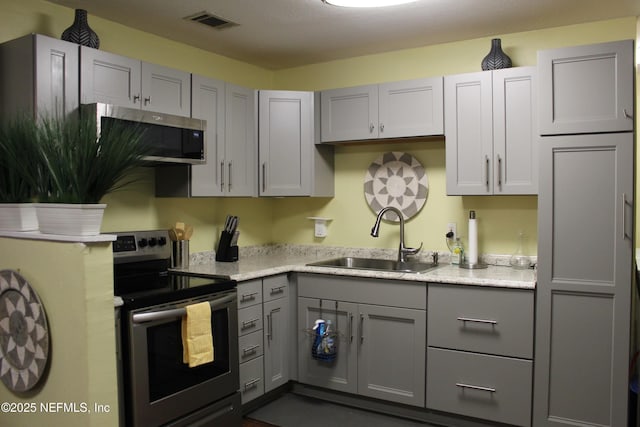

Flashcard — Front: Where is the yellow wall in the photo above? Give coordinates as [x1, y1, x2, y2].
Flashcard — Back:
[0, 1, 637, 257]
[0, 238, 116, 427]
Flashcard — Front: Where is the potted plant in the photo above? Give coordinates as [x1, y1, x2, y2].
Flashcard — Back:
[0, 114, 41, 231]
[35, 111, 150, 236]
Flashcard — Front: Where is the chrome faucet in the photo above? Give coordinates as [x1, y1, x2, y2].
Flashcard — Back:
[370, 206, 422, 263]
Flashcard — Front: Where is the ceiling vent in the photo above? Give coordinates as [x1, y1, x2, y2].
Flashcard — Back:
[185, 11, 237, 30]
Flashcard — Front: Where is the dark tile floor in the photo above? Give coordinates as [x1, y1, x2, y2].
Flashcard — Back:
[245, 393, 437, 427]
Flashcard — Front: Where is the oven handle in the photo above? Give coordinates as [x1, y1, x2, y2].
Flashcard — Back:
[131, 294, 236, 324]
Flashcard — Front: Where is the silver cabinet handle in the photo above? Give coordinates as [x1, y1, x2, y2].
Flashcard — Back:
[349, 313, 354, 343]
[623, 193, 633, 240]
[220, 161, 225, 192]
[133, 94, 140, 104]
[266, 313, 272, 340]
[228, 161, 233, 191]
[456, 383, 496, 393]
[485, 155, 490, 188]
[262, 162, 267, 192]
[241, 318, 259, 329]
[243, 378, 260, 390]
[369, 123, 375, 133]
[624, 109, 633, 120]
[360, 314, 364, 343]
[270, 285, 285, 295]
[242, 344, 260, 355]
[497, 154, 502, 188]
[457, 316, 497, 325]
[240, 292, 258, 302]
[144, 96, 151, 106]
[380, 123, 384, 133]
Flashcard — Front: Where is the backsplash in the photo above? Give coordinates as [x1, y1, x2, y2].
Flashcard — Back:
[190, 244, 537, 268]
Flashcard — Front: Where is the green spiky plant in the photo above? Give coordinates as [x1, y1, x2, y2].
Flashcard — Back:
[36, 112, 151, 204]
[0, 113, 42, 203]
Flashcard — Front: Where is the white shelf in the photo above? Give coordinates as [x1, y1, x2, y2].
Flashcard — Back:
[0, 230, 116, 243]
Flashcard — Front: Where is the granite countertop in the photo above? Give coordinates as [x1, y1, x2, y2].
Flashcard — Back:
[171, 244, 536, 290]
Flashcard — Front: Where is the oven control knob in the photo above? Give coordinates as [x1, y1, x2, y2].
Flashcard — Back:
[158, 237, 167, 246]
[138, 238, 148, 248]
[148, 237, 157, 247]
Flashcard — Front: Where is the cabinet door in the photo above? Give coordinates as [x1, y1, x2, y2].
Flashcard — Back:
[264, 297, 289, 392]
[320, 85, 378, 142]
[534, 133, 633, 426]
[140, 62, 191, 116]
[225, 83, 257, 197]
[492, 67, 538, 195]
[445, 72, 493, 195]
[35, 35, 79, 117]
[259, 90, 312, 196]
[538, 40, 634, 135]
[297, 298, 358, 394]
[357, 304, 425, 407]
[191, 75, 225, 196]
[378, 77, 443, 138]
[80, 46, 140, 108]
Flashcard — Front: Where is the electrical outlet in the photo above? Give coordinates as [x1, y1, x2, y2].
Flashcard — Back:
[446, 222, 457, 240]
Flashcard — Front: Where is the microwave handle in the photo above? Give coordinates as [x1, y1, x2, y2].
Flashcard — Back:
[132, 293, 235, 324]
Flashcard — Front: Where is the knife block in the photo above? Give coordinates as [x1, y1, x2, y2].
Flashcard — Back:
[215, 230, 238, 262]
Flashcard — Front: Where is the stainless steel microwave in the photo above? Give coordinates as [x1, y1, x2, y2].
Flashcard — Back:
[81, 103, 206, 165]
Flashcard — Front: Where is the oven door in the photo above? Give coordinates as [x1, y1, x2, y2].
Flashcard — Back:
[125, 289, 239, 427]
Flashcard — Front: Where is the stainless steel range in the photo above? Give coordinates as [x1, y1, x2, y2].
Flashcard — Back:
[113, 230, 240, 427]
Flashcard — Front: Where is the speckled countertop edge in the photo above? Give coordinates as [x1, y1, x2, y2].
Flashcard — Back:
[172, 244, 536, 290]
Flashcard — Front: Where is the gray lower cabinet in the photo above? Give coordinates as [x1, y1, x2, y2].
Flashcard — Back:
[238, 275, 291, 405]
[297, 274, 426, 407]
[534, 132, 633, 427]
[427, 283, 534, 427]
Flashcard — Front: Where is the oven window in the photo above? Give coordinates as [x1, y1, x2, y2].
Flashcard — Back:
[146, 307, 230, 402]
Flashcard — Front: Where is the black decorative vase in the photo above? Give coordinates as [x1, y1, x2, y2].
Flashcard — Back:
[61, 9, 100, 49]
[481, 38, 512, 71]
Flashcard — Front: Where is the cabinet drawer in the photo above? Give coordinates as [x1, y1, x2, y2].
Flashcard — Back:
[238, 279, 263, 308]
[238, 304, 263, 337]
[239, 330, 263, 363]
[427, 348, 532, 427]
[428, 284, 533, 358]
[240, 356, 264, 404]
[263, 274, 288, 302]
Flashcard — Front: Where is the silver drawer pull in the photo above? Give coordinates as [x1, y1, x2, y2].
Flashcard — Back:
[243, 378, 261, 390]
[241, 318, 259, 329]
[270, 285, 285, 295]
[240, 292, 258, 302]
[457, 317, 497, 325]
[456, 382, 496, 393]
[242, 345, 260, 355]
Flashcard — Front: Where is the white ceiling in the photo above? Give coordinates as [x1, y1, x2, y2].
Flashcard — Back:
[46, 0, 640, 69]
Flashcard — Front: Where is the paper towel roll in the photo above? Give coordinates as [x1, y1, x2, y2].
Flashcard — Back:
[467, 211, 478, 264]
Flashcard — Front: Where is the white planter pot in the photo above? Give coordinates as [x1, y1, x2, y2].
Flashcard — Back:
[0, 203, 39, 231]
[36, 203, 106, 236]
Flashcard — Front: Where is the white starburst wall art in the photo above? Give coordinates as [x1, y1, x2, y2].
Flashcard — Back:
[364, 152, 428, 221]
[0, 270, 49, 392]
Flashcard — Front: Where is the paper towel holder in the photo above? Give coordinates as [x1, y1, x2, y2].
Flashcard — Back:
[460, 210, 487, 269]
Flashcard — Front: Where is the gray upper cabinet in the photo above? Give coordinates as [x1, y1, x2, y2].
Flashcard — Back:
[320, 77, 444, 143]
[0, 34, 79, 118]
[445, 66, 538, 195]
[538, 40, 634, 135]
[225, 83, 258, 197]
[190, 75, 226, 197]
[80, 46, 191, 116]
[259, 90, 334, 197]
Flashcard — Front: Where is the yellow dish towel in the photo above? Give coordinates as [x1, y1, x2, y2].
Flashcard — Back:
[182, 301, 215, 367]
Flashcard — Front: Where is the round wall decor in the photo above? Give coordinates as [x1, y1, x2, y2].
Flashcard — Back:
[0, 270, 49, 392]
[364, 152, 428, 221]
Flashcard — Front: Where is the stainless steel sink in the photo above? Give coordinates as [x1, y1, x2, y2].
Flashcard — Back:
[307, 257, 438, 273]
